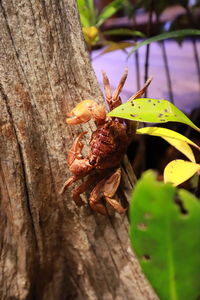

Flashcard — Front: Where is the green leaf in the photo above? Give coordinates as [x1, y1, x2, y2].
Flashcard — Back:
[129, 170, 200, 300]
[77, 0, 92, 27]
[96, 0, 124, 27]
[108, 98, 200, 132]
[87, 0, 96, 25]
[103, 28, 145, 38]
[164, 160, 200, 186]
[80, 14, 91, 27]
[87, 0, 95, 14]
[77, 0, 97, 26]
[128, 29, 200, 56]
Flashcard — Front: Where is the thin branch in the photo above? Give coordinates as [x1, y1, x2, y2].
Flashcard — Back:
[144, 0, 154, 97]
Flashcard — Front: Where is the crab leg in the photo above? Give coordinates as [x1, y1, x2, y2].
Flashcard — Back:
[60, 131, 94, 194]
[103, 169, 126, 214]
[125, 77, 153, 138]
[102, 69, 128, 111]
[127, 77, 153, 102]
[60, 175, 78, 194]
[67, 131, 94, 176]
[112, 68, 128, 107]
[67, 131, 87, 165]
[72, 175, 100, 207]
[102, 70, 112, 106]
[89, 169, 126, 215]
[89, 178, 108, 215]
[60, 174, 96, 206]
[73, 171, 113, 210]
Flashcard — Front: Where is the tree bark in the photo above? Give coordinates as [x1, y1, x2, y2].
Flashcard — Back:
[0, 1, 158, 299]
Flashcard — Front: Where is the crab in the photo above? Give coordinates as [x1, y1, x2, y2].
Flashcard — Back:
[61, 69, 152, 215]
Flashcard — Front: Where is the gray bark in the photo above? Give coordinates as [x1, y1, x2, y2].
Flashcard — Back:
[0, 0, 158, 299]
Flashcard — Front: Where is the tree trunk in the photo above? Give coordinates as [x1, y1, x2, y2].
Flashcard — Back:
[0, 1, 158, 299]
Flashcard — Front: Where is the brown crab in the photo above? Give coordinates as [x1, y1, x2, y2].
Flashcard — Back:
[61, 69, 151, 215]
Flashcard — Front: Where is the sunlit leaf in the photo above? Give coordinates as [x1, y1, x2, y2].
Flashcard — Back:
[96, 0, 124, 27]
[77, 0, 93, 27]
[87, 0, 96, 25]
[163, 137, 195, 162]
[136, 127, 200, 150]
[164, 160, 200, 186]
[103, 28, 145, 38]
[137, 127, 200, 162]
[80, 14, 91, 27]
[82, 26, 99, 46]
[130, 170, 200, 300]
[128, 29, 200, 56]
[108, 98, 200, 132]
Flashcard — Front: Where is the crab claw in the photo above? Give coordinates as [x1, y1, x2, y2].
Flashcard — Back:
[67, 131, 87, 166]
[66, 99, 106, 125]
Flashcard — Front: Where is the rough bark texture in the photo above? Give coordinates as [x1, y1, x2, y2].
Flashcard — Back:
[0, 1, 158, 299]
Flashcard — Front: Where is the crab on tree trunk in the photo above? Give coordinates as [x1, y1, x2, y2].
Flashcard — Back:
[61, 69, 152, 215]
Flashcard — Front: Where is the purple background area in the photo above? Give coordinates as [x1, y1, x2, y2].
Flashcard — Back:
[92, 40, 200, 114]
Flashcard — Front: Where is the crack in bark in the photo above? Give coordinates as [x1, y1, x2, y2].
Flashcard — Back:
[79, 221, 114, 297]
[10, 0, 43, 94]
[28, 0, 56, 101]
[0, 2, 30, 88]
[0, 82, 39, 252]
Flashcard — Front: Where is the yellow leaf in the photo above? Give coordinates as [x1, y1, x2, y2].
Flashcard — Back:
[136, 127, 200, 151]
[162, 137, 195, 162]
[100, 41, 135, 55]
[137, 126, 199, 162]
[164, 160, 200, 186]
[82, 26, 99, 46]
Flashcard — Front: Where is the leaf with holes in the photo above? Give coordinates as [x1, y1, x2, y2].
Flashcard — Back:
[164, 160, 200, 186]
[108, 98, 200, 132]
[129, 170, 200, 300]
[136, 127, 200, 162]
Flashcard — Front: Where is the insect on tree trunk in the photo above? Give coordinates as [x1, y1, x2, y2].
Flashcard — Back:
[0, 1, 158, 299]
